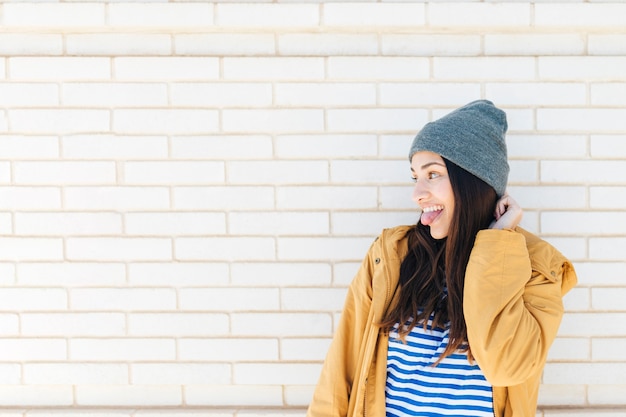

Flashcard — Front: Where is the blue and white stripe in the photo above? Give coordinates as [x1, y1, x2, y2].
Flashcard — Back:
[385, 317, 494, 417]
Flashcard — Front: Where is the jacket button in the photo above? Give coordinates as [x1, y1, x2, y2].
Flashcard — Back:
[375, 258, 381, 264]
[551, 271, 556, 277]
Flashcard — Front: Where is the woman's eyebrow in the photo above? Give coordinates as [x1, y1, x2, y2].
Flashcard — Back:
[420, 161, 446, 170]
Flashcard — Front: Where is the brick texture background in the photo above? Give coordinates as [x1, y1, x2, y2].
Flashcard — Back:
[0, 1, 624, 416]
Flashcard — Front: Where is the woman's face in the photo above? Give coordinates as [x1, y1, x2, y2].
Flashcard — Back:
[410, 151, 455, 239]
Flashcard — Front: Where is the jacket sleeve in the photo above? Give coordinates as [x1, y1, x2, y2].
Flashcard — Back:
[463, 229, 571, 387]
[307, 238, 378, 417]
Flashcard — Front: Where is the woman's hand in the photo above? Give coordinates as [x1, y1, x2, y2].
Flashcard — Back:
[490, 194, 523, 230]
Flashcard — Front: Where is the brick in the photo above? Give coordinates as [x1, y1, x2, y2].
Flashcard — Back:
[132, 363, 230, 385]
[14, 162, 114, 185]
[62, 135, 168, 159]
[591, 238, 626, 261]
[538, 384, 587, 407]
[235, 363, 321, 385]
[170, 83, 272, 107]
[542, 212, 626, 235]
[486, 83, 586, 106]
[108, 3, 212, 27]
[9, 57, 110, 80]
[124, 161, 224, 185]
[275, 135, 377, 158]
[229, 212, 329, 236]
[126, 212, 225, 236]
[0, 364, 20, 384]
[379, 186, 420, 210]
[71, 288, 176, 311]
[175, 34, 275, 56]
[0, 136, 58, 158]
[547, 337, 590, 361]
[382, 83, 481, 106]
[174, 186, 274, 210]
[284, 386, 316, 407]
[0, 113, 7, 132]
[324, 3, 424, 26]
[128, 262, 229, 287]
[171, 136, 273, 160]
[542, 237, 586, 261]
[15, 212, 122, 236]
[541, 161, 626, 184]
[429, 3, 529, 27]
[185, 385, 282, 407]
[0, 83, 58, 106]
[66, 34, 171, 55]
[279, 34, 377, 56]
[592, 134, 626, 158]
[588, 384, 626, 406]
[506, 135, 587, 159]
[70, 339, 175, 361]
[539, 57, 626, 80]
[328, 109, 428, 133]
[22, 313, 125, 336]
[0, 386, 72, 406]
[0, 162, 10, 184]
[0, 264, 15, 286]
[229, 161, 328, 185]
[592, 338, 626, 361]
[0, 314, 18, 335]
[281, 338, 331, 361]
[589, 35, 626, 55]
[223, 109, 324, 133]
[434, 57, 535, 80]
[76, 385, 181, 406]
[10, 109, 110, 134]
[382, 34, 480, 56]
[328, 57, 429, 80]
[281, 288, 347, 312]
[180, 287, 279, 311]
[539, 108, 626, 131]
[544, 363, 626, 385]
[0, 34, 63, 55]
[590, 186, 626, 209]
[506, 186, 587, 209]
[217, 4, 318, 27]
[331, 160, 411, 184]
[276, 83, 376, 106]
[179, 338, 278, 361]
[18, 263, 125, 286]
[562, 287, 590, 312]
[278, 237, 373, 261]
[64, 187, 170, 211]
[0, 339, 66, 361]
[560, 313, 626, 337]
[114, 58, 219, 81]
[3, 3, 105, 27]
[332, 212, 417, 236]
[114, 110, 219, 134]
[66, 238, 172, 261]
[535, 3, 626, 27]
[0, 238, 63, 261]
[277, 186, 377, 209]
[0, 213, 10, 234]
[128, 313, 229, 336]
[485, 34, 584, 56]
[573, 262, 626, 287]
[0, 288, 66, 311]
[224, 58, 324, 81]
[592, 84, 626, 106]
[232, 313, 332, 336]
[231, 262, 332, 287]
[175, 237, 275, 261]
[63, 83, 167, 107]
[24, 363, 127, 385]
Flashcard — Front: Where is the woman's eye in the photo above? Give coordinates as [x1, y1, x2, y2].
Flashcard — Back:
[428, 172, 440, 180]
[410, 177, 417, 183]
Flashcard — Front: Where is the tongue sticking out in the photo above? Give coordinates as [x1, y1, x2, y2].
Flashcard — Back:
[420, 209, 442, 226]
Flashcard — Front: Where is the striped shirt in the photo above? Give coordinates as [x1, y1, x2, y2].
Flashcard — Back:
[386, 316, 494, 417]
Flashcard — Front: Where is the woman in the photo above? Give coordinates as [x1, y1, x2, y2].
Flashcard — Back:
[307, 100, 577, 417]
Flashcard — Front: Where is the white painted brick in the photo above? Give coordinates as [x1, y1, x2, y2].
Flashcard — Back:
[109, 3, 212, 27]
[380, 186, 419, 210]
[185, 385, 282, 407]
[128, 263, 229, 287]
[332, 212, 417, 236]
[278, 237, 372, 261]
[592, 135, 626, 158]
[10, 109, 110, 134]
[380, 83, 480, 105]
[591, 238, 626, 261]
[275, 135, 377, 158]
[324, 3, 424, 26]
[487, 83, 586, 106]
[281, 338, 332, 361]
[15, 212, 121, 236]
[114, 58, 219, 81]
[541, 161, 626, 184]
[0, 314, 18, 335]
[0, 386, 72, 406]
[217, 4, 318, 27]
[331, 160, 411, 184]
[235, 363, 321, 385]
[171, 136, 273, 160]
[562, 287, 590, 312]
[592, 338, 626, 361]
[560, 313, 626, 337]
[223, 109, 324, 133]
[0, 162, 10, 184]
[507, 135, 587, 159]
[506, 186, 586, 209]
[0, 264, 15, 286]
[0, 238, 63, 261]
[379, 134, 413, 158]
[126, 212, 225, 236]
[544, 363, 626, 385]
[3, 3, 105, 27]
[328, 109, 428, 133]
[328, 57, 429, 80]
[547, 338, 590, 361]
[63, 83, 167, 107]
[228, 161, 327, 185]
[0, 113, 8, 132]
[589, 35, 626, 55]
[539, 57, 626, 81]
[170, 83, 272, 107]
[174, 186, 274, 210]
[539, 108, 626, 132]
[535, 3, 626, 27]
[24, 364, 127, 385]
[434, 57, 535, 80]
[590, 186, 626, 209]
[430, 3, 528, 27]
[276, 83, 376, 106]
[76, 385, 181, 406]
[281, 288, 347, 312]
[0, 288, 66, 311]
[71, 288, 176, 311]
[0, 136, 58, 158]
[224, 58, 324, 81]
[10, 57, 110, 80]
[64, 187, 170, 211]
[62, 135, 167, 159]
[0, 83, 58, 106]
[71, 339, 175, 361]
[382, 34, 480, 56]
[180, 287, 279, 311]
[485, 34, 585, 56]
[542, 212, 626, 235]
[175, 34, 275, 56]
[0, 213, 11, 235]
[592, 84, 626, 106]
[574, 262, 626, 287]
[66, 238, 172, 261]
[588, 384, 626, 406]
[128, 313, 229, 336]
[277, 186, 377, 209]
[0, 34, 62, 55]
[17, 263, 125, 287]
[175, 237, 275, 261]
[230, 212, 329, 236]
[132, 364, 230, 385]
[22, 313, 125, 336]
[66, 34, 170, 56]
[114, 109, 219, 135]
[0, 339, 66, 361]
[0, 364, 20, 384]
[14, 162, 114, 185]
[232, 313, 332, 336]
[279, 34, 377, 56]
[542, 237, 586, 261]
[538, 384, 587, 407]
[0, 187, 60, 210]
[124, 161, 224, 185]
[231, 262, 332, 287]
[179, 338, 278, 361]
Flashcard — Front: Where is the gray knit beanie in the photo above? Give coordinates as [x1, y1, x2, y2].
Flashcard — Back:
[408, 99, 509, 197]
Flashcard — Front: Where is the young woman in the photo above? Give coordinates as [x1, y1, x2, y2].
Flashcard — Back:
[307, 100, 577, 417]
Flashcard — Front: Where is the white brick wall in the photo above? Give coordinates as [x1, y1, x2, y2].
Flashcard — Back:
[0, 1, 623, 416]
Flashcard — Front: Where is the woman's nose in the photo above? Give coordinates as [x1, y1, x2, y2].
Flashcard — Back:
[412, 181, 428, 204]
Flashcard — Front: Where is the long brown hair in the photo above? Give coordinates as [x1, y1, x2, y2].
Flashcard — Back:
[379, 158, 497, 362]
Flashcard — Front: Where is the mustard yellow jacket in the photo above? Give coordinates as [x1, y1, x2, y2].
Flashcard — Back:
[307, 226, 577, 417]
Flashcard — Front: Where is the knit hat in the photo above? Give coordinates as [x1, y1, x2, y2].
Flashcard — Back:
[408, 99, 509, 197]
